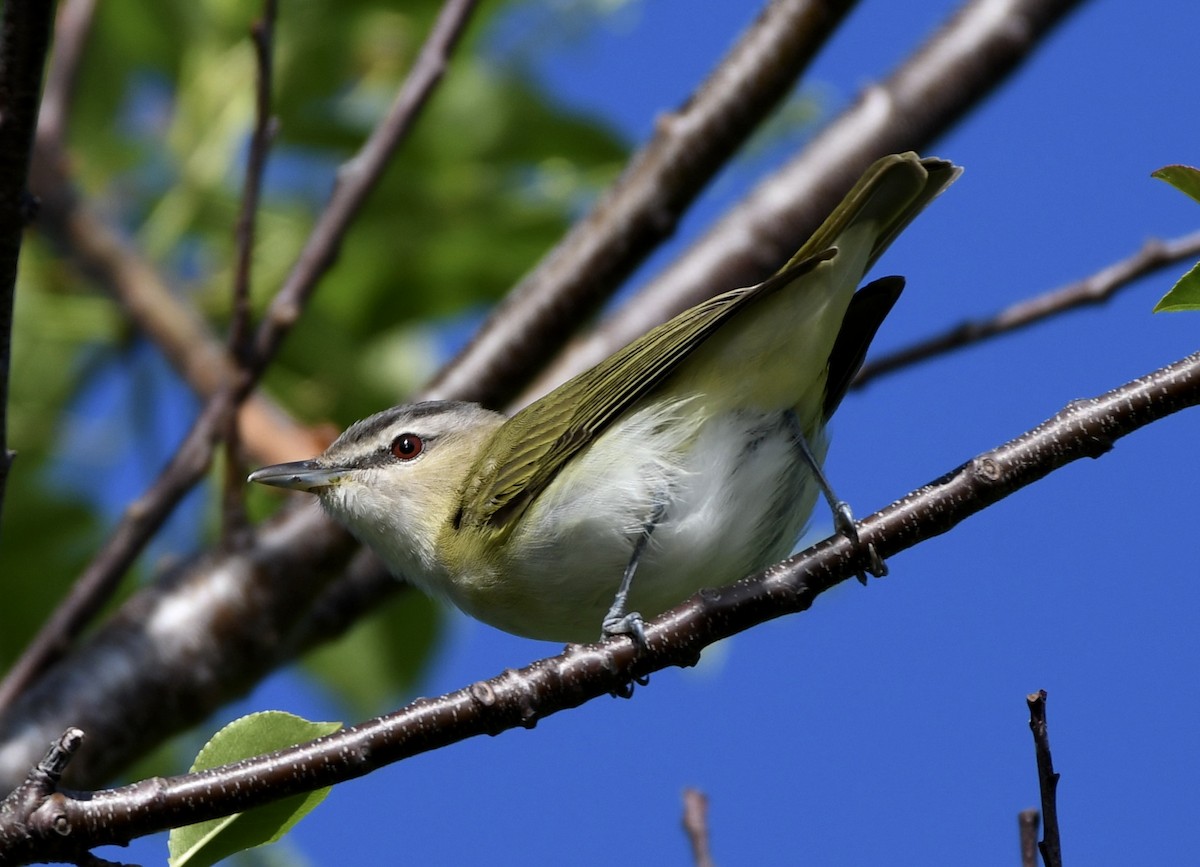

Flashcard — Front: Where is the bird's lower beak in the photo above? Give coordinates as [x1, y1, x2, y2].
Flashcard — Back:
[248, 460, 348, 492]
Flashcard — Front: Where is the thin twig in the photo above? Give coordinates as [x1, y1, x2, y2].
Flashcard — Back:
[524, 0, 1088, 404]
[251, 0, 483, 372]
[1018, 808, 1040, 867]
[682, 788, 715, 867]
[855, 229, 1200, 385]
[1, 344, 1197, 811]
[221, 0, 279, 549]
[426, 0, 860, 407]
[35, 0, 96, 152]
[1027, 691, 1063, 867]
[0, 0, 484, 714]
[0, 0, 57, 531]
[28, 137, 322, 466]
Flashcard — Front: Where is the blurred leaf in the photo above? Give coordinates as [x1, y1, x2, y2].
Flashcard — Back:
[167, 712, 342, 867]
[0, 452, 101, 668]
[303, 587, 442, 718]
[1152, 164, 1200, 204]
[1153, 260, 1200, 312]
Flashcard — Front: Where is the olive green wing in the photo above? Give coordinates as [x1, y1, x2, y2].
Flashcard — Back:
[454, 250, 833, 534]
[781, 152, 961, 274]
[456, 152, 961, 536]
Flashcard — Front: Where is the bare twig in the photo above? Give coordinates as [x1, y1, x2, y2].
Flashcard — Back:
[251, 0, 483, 371]
[0, 0, 57, 531]
[29, 0, 316, 470]
[856, 229, 1200, 385]
[682, 788, 715, 867]
[35, 0, 96, 152]
[221, 0, 280, 548]
[0, 0, 484, 716]
[28, 139, 323, 466]
[426, 0, 860, 407]
[1027, 691, 1062, 867]
[1018, 808, 1040, 867]
[32, 0, 314, 468]
[525, 0, 1088, 403]
[1, 343, 1198, 821]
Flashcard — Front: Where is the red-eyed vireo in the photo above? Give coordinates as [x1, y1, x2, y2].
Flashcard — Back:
[250, 152, 960, 644]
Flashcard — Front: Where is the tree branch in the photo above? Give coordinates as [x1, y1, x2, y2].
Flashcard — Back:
[0, 0, 57, 530]
[682, 788, 715, 867]
[0, 0, 1103, 824]
[1, 345, 1197, 853]
[524, 0, 1088, 403]
[1027, 690, 1063, 867]
[250, 0, 483, 372]
[0, 0, 482, 713]
[426, 0, 861, 407]
[855, 229, 1200, 385]
[0, 502, 357, 791]
[221, 0, 279, 548]
[0, 0, 1095, 782]
[1018, 808, 1040, 867]
[29, 94, 324, 468]
[0, 392, 287, 713]
[33, 0, 94, 154]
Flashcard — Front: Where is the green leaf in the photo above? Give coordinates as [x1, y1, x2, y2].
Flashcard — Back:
[1153, 260, 1200, 312]
[1152, 164, 1200, 204]
[167, 712, 342, 867]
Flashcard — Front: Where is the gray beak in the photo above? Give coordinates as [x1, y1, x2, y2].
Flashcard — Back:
[247, 460, 348, 492]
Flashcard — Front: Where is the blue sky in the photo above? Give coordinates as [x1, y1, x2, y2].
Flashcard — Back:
[102, 1, 1200, 864]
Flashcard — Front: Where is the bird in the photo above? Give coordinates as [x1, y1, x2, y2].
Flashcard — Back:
[249, 152, 960, 645]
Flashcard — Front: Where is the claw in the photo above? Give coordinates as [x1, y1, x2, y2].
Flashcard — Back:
[602, 611, 648, 650]
[832, 500, 886, 585]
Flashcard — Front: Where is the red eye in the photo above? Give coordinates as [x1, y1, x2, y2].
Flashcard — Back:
[390, 433, 423, 460]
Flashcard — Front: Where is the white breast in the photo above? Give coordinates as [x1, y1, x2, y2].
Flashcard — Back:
[450, 399, 825, 642]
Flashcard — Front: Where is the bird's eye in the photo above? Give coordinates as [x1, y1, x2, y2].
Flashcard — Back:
[390, 433, 424, 461]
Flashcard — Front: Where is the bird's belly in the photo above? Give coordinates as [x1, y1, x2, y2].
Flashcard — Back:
[450, 408, 825, 642]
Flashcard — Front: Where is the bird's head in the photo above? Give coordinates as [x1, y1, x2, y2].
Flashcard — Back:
[249, 400, 505, 579]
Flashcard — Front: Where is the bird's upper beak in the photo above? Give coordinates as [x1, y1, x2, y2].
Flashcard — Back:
[247, 460, 349, 492]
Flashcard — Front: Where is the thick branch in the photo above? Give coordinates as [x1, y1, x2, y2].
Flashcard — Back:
[526, 0, 1088, 402]
[426, 0, 860, 407]
[0, 503, 357, 792]
[0, 0, 57, 528]
[1, 347, 1197, 854]
[0, 392, 280, 712]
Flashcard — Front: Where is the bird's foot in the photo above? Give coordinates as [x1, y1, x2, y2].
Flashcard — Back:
[602, 609, 650, 698]
[832, 500, 887, 585]
[602, 610, 648, 650]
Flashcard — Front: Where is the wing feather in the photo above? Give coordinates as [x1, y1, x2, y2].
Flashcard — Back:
[457, 153, 960, 536]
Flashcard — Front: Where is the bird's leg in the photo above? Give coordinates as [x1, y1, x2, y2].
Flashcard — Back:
[786, 411, 886, 584]
[602, 500, 667, 649]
